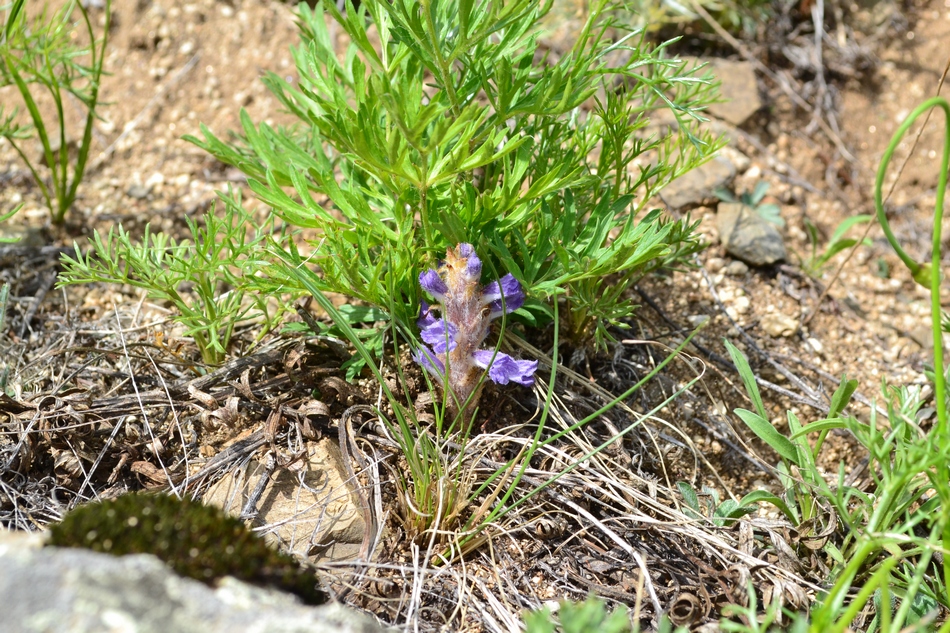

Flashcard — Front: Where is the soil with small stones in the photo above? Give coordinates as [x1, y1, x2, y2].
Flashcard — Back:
[2, 0, 950, 630]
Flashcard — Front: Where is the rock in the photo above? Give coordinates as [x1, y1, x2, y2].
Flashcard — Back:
[719, 146, 751, 173]
[126, 183, 152, 200]
[205, 438, 364, 564]
[724, 260, 749, 276]
[0, 530, 385, 633]
[687, 314, 710, 327]
[706, 257, 727, 273]
[760, 313, 798, 337]
[717, 202, 787, 266]
[706, 59, 762, 126]
[660, 155, 736, 209]
[0, 225, 47, 247]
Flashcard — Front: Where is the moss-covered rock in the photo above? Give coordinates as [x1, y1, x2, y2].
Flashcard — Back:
[48, 492, 328, 606]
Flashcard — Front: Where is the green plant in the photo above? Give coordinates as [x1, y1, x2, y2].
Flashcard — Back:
[728, 345, 950, 631]
[617, 0, 772, 39]
[716, 181, 783, 227]
[725, 339, 857, 530]
[276, 244, 704, 549]
[0, 203, 23, 243]
[719, 583, 803, 633]
[676, 480, 759, 527]
[800, 214, 872, 278]
[524, 595, 692, 633]
[719, 98, 950, 631]
[189, 0, 719, 353]
[524, 595, 632, 633]
[0, 0, 110, 225]
[56, 0, 717, 558]
[58, 191, 281, 367]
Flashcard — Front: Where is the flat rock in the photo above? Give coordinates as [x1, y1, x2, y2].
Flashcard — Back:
[205, 438, 364, 564]
[706, 59, 762, 126]
[660, 155, 736, 209]
[680, 58, 762, 127]
[0, 530, 384, 633]
[717, 202, 787, 266]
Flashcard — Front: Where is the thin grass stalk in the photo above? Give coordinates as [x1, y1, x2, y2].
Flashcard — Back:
[874, 97, 950, 434]
[64, 0, 108, 221]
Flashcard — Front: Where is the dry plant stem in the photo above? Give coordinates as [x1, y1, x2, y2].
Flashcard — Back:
[72, 305, 175, 504]
[510, 334, 696, 491]
[803, 51, 950, 326]
[238, 452, 276, 521]
[143, 346, 191, 489]
[690, 0, 860, 166]
[339, 405, 377, 562]
[364, 420, 821, 592]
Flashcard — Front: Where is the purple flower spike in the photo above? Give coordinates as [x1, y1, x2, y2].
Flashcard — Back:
[420, 318, 458, 353]
[419, 269, 448, 300]
[483, 273, 525, 317]
[472, 350, 537, 386]
[414, 244, 537, 417]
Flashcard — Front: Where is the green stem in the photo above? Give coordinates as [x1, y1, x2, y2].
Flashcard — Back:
[6, 137, 53, 210]
[64, 0, 109, 222]
[875, 97, 950, 435]
[420, 0, 460, 117]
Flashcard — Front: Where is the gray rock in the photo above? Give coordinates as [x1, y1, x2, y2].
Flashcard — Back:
[660, 155, 736, 209]
[126, 183, 152, 200]
[717, 202, 786, 266]
[0, 530, 384, 633]
[705, 59, 762, 127]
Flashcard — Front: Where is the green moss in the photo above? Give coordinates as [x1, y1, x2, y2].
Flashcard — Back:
[48, 492, 328, 606]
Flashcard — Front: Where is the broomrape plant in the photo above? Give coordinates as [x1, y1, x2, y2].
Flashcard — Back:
[415, 243, 538, 419]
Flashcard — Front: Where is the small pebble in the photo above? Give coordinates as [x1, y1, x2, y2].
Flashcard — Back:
[126, 184, 151, 200]
[733, 296, 751, 314]
[706, 257, 727, 273]
[760, 313, 798, 337]
[725, 260, 749, 276]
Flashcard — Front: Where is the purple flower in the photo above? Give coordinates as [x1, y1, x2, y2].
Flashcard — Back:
[472, 350, 538, 386]
[413, 346, 445, 378]
[419, 270, 448, 301]
[483, 273, 525, 318]
[415, 243, 537, 417]
[420, 318, 458, 353]
[417, 301, 437, 329]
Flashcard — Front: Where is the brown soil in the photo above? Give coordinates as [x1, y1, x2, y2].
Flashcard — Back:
[2, 0, 950, 630]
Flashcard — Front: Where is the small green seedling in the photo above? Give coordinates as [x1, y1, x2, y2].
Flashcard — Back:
[716, 181, 784, 227]
[801, 214, 873, 278]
